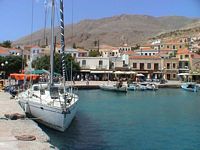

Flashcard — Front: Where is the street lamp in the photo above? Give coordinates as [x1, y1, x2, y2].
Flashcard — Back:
[1, 61, 8, 84]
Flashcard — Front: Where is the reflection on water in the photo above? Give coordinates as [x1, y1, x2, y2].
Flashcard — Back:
[41, 89, 200, 150]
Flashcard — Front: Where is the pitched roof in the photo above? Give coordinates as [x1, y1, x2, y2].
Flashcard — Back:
[122, 50, 135, 55]
[177, 48, 190, 55]
[0, 46, 9, 55]
[129, 55, 160, 59]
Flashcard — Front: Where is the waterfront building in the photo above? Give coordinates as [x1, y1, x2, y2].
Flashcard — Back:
[162, 58, 179, 80]
[129, 55, 162, 79]
[76, 57, 111, 80]
[176, 48, 191, 73]
[76, 57, 110, 70]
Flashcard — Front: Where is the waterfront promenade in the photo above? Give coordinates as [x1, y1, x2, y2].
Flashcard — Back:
[0, 91, 54, 150]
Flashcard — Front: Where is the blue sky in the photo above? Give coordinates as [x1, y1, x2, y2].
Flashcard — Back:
[0, 0, 200, 42]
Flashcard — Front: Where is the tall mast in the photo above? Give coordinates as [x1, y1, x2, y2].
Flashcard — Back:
[50, 0, 55, 85]
[60, 0, 67, 90]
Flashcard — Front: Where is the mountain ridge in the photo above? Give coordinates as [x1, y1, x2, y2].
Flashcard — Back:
[13, 14, 200, 48]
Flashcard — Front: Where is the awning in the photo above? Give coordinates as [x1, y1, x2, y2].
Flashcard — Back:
[114, 71, 136, 74]
[177, 73, 190, 76]
[10, 73, 40, 81]
[80, 70, 91, 72]
[90, 70, 113, 74]
[136, 73, 144, 77]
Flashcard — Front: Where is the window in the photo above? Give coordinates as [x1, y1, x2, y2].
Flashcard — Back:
[173, 63, 176, 69]
[179, 45, 182, 49]
[167, 63, 170, 69]
[145, 53, 147, 56]
[185, 55, 189, 58]
[82, 60, 86, 66]
[154, 63, 159, 70]
[140, 63, 144, 70]
[173, 45, 176, 49]
[167, 45, 169, 48]
[180, 55, 183, 59]
[99, 60, 103, 66]
[185, 62, 189, 68]
[149, 53, 151, 56]
[147, 63, 151, 69]
[173, 74, 176, 78]
[133, 63, 137, 68]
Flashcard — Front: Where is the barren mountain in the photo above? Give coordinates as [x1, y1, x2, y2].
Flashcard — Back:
[13, 14, 200, 48]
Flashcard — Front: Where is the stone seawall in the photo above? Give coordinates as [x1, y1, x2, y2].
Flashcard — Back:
[0, 91, 55, 150]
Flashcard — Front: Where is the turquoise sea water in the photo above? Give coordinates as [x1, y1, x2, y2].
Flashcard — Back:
[41, 89, 200, 150]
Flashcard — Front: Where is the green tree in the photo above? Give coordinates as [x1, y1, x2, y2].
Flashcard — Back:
[89, 51, 100, 57]
[0, 56, 22, 78]
[0, 40, 12, 48]
[32, 53, 80, 80]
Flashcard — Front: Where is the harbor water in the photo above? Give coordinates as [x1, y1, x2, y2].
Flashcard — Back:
[41, 89, 200, 150]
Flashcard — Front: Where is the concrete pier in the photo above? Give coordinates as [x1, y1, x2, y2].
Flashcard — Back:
[0, 91, 55, 150]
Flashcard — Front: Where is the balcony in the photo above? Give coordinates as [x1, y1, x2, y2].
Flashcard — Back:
[96, 65, 108, 70]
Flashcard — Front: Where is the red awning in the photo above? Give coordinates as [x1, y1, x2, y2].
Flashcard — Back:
[10, 73, 40, 81]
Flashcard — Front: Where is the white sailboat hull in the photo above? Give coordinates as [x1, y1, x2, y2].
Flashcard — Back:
[19, 98, 79, 132]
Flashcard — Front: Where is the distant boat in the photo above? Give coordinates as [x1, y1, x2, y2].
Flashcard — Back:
[181, 82, 198, 92]
[99, 82, 127, 92]
[140, 83, 158, 91]
[128, 82, 158, 91]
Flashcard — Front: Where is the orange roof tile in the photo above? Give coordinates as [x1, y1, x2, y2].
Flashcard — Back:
[129, 55, 160, 59]
[0, 47, 9, 55]
[140, 47, 152, 50]
[177, 48, 190, 55]
[123, 50, 135, 55]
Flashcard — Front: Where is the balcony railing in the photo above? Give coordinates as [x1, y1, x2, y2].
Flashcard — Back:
[96, 65, 108, 70]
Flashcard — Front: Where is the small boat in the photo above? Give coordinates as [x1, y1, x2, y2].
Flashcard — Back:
[99, 82, 127, 92]
[128, 82, 158, 91]
[143, 83, 158, 91]
[181, 82, 198, 92]
[127, 83, 137, 90]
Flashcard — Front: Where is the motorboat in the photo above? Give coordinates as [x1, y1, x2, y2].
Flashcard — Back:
[99, 82, 127, 92]
[181, 82, 198, 92]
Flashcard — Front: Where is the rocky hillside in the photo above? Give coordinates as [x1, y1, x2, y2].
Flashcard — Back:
[13, 14, 200, 48]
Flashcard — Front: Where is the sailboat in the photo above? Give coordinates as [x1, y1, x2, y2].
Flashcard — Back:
[16, 0, 79, 132]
